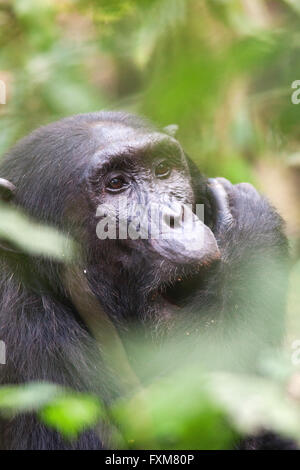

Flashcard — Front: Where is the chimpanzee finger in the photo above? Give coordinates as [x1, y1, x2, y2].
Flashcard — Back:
[214, 177, 234, 194]
[234, 182, 261, 201]
[207, 178, 234, 232]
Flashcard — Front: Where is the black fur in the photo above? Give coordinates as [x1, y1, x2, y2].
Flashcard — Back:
[0, 112, 290, 449]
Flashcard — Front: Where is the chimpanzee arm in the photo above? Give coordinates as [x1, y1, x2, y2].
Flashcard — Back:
[206, 179, 293, 450]
[205, 178, 289, 360]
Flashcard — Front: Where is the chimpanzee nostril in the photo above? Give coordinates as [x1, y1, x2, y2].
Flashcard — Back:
[161, 203, 183, 230]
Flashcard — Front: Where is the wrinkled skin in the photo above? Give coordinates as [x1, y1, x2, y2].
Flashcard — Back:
[0, 112, 291, 449]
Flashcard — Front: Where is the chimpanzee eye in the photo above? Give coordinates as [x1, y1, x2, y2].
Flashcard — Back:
[155, 161, 171, 178]
[106, 176, 128, 192]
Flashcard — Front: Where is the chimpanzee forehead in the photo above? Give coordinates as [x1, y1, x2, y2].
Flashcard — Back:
[91, 121, 175, 146]
[91, 121, 148, 143]
[89, 121, 183, 166]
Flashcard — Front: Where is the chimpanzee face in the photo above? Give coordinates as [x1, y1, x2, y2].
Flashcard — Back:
[82, 123, 220, 315]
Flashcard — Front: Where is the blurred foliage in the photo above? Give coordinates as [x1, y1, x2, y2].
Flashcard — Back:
[1, 0, 300, 181]
[1, 363, 300, 449]
[1, 0, 300, 449]
[111, 371, 238, 450]
[40, 393, 102, 439]
[0, 202, 75, 260]
[0, 382, 102, 439]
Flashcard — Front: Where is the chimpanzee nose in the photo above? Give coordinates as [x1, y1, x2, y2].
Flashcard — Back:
[150, 202, 220, 266]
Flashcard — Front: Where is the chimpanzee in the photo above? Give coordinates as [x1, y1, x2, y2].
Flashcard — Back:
[0, 111, 293, 449]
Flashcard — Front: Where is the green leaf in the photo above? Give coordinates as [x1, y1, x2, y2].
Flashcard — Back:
[40, 394, 102, 439]
[0, 204, 75, 261]
[0, 382, 60, 415]
[0, 382, 103, 440]
[112, 372, 237, 450]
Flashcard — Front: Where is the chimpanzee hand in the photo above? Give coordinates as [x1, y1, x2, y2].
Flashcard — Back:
[207, 177, 286, 256]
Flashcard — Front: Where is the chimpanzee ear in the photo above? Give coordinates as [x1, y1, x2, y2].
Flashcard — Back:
[163, 124, 179, 137]
[185, 155, 204, 183]
[0, 178, 15, 202]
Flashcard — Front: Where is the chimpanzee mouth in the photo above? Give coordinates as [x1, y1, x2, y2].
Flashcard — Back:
[159, 269, 206, 308]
